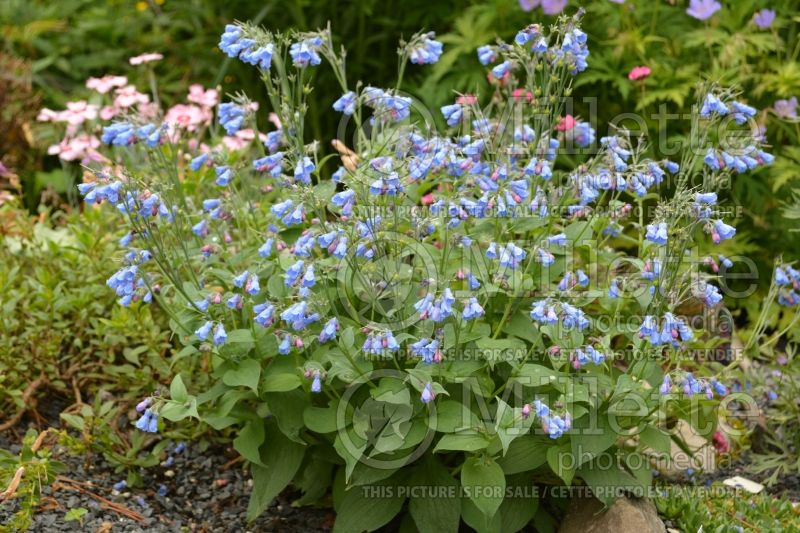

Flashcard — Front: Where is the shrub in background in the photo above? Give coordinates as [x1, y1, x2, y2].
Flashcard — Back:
[0, 203, 170, 429]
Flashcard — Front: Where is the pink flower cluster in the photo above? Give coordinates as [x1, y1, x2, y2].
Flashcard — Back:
[39, 69, 223, 162]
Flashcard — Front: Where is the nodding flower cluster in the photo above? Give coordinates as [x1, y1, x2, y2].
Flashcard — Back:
[80, 14, 752, 440]
[776, 265, 800, 306]
[639, 313, 693, 347]
[659, 373, 728, 399]
[521, 400, 571, 439]
[135, 398, 159, 433]
[408, 32, 444, 65]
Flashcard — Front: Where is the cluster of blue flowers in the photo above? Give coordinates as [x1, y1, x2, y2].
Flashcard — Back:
[776, 265, 800, 306]
[699, 92, 774, 180]
[408, 32, 443, 65]
[82, 17, 764, 436]
[195, 320, 228, 346]
[290, 37, 323, 68]
[410, 338, 441, 364]
[481, 22, 588, 78]
[659, 373, 728, 399]
[135, 398, 159, 433]
[639, 313, 693, 347]
[530, 299, 589, 330]
[521, 400, 571, 439]
[699, 93, 757, 125]
[102, 122, 167, 147]
[363, 331, 400, 354]
[570, 345, 606, 368]
[219, 24, 273, 68]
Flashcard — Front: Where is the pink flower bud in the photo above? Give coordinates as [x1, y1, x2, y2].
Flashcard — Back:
[556, 114, 577, 131]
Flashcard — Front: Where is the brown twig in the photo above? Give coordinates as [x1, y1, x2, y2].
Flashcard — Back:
[54, 476, 145, 523]
[0, 373, 47, 432]
[30, 428, 57, 453]
[221, 455, 245, 470]
[38, 496, 60, 511]
[71, 376, 83, 406]
[0, 467, 25, 500]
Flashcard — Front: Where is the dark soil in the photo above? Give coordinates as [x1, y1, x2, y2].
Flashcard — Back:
[690, 454, 800, 501]
[3, 404, 798, 531]
[0, 416, 333, 532]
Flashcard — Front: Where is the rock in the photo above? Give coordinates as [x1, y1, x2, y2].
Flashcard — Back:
[648, 419, 716, 480]
[559, 496, 665, 533]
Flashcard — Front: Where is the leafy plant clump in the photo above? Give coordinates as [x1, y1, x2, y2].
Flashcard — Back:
[0, 204, 170, 428]
[71, 10, 783, 532]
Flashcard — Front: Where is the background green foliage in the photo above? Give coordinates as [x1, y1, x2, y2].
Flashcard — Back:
[0, 203, 170, 424]
[4, 0, 800, 291]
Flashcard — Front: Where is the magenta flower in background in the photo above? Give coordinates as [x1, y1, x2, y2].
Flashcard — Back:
[628, 65, 651, 80]
[774, 96, 798, 119]
[518, 0, 567, 15]
[754, 9, 776, 29]
[686, 0, 721, 21]
[542, 0, 567, 14]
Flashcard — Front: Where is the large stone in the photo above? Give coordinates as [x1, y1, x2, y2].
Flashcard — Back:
[558, 496, 666, 533]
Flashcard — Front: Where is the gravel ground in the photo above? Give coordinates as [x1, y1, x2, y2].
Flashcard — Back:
[3, 414, 798, 531]
[690, 454, 800, 501]
[0, 426, 333, 532]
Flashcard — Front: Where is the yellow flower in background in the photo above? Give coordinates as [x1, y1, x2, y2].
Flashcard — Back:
[136, 0, 164, 11]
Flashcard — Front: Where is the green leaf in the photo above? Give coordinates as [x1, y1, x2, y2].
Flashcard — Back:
[64, 507, 88, 522]
[295, 454, 334, 506]
[461, 496, 501, 533]
[434, 433, 491, 453]
[461, 456, 505, 520]
[513, 364, 562, 387]
[640, 426, 671, 455]
[59, 413, 85, 431]
[496, 436, 549, 475]
[577, 458, 640, 506]
[159, 398, 199, 422]
[546, 444, 576, 485]
[333, 483, 405, 533]
[219, 328, 256, 358]
[499, 474, 539, 533]
[334, 427, 367, 481]
[246, 421, 306, 521]
[409, 459, 460, 533]
[304, 402, 341, 434]
[262, 372, 302, 392]
[266, 390, 309, 442]
[570, 413, 616, 467]
[170, 374, 188, 403]
[431, 400, 480, 433]
[222, 359, 261, 393]
[493, 399, 533, 455]
[234, 420, 265, 466]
